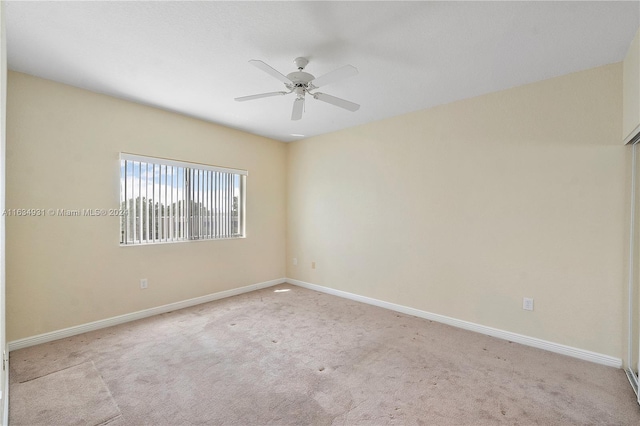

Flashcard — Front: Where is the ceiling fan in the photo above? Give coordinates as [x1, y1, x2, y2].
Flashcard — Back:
[235, 57, 360, 121]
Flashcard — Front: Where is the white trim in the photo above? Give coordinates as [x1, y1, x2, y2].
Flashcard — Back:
[120, 152, 248, 176]
[2, 355, 6, 426]
[8, 278, 286, 352]
[627, 141, 640, 405]
[629, 142, 637, 371]
[625, 125, 640, 145]
[626, 367, 639, 397]
[287, 278, 623, 369]
[1, 2, 7, 423]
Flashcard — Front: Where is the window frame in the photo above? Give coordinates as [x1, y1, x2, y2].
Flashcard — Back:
[119, 152, 247, 246]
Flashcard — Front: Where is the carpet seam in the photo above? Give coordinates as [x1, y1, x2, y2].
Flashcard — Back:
[91, 360, 124, 425]
[17, 360, 90, 383]
[96, 413, 123, 425]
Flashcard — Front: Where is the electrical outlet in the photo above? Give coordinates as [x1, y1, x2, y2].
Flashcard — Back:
[523, 297, 534, 311]
[140, 278, 148, 289]
[311, 261, 316, 269]
[293, 258, 297, 266]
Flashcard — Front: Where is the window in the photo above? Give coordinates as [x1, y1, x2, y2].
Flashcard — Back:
[119, 153, 246, 245]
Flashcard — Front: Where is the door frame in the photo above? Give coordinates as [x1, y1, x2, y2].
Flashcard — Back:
[0, 0, 7, 423]
[626, 141, 640, 404]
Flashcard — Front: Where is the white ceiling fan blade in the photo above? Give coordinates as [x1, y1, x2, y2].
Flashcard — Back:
[291, 97, 304, 121]
[235, 91, 288, 102]
[249, 60, 292, 85]
[311, 65, 358, 88]
[313, 92, 360, 112]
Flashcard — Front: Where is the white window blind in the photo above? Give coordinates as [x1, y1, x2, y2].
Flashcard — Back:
[119, 153, 246, 245]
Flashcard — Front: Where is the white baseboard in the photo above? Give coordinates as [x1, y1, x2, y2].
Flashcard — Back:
[8, 278, 286, 352]
[7, 276, 623, 369]
[287, 278, 623, 369]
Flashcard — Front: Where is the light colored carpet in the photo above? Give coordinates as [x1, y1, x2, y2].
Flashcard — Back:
[9, 360, 121, 425]
[9, 284, 640, 425]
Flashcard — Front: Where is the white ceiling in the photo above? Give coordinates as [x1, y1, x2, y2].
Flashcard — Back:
[5, 1, 640, 142]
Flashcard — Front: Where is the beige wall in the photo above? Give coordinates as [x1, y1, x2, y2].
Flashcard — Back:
[6, 72, 287, 341]
[287, 63, 626, 358]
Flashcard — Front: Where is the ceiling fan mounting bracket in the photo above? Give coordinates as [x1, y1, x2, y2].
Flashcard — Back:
[293, 57, 309, 70]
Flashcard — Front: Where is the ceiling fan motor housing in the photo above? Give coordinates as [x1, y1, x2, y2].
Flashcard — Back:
[287, 70, 315, 97]
[287, 71, 315, 85]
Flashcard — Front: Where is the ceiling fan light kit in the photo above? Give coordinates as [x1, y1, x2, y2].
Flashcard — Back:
[235, 57, 360, 121]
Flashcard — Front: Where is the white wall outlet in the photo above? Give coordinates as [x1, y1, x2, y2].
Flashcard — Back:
[311, 261, 316, 269]
[140, 278, 148, 289]
[523, 297, 534, 311]
[293, 258, 297, 266]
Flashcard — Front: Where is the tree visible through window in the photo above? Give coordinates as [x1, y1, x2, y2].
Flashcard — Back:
[119, 153, 246, 245]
